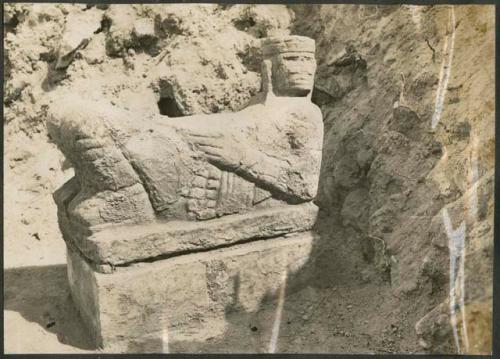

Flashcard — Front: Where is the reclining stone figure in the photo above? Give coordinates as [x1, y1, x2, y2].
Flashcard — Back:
[47, 35, 324, 351]
[48, 35, 323, 233]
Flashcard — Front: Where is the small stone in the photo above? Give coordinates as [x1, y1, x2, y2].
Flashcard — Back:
[133, 18, 156, 39]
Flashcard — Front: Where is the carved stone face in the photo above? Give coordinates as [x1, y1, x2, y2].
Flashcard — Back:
[272, 51, 316, 97]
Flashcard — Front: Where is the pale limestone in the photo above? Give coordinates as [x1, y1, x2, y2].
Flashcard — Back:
[67, 231, 316, 352]
[61, 202, 318, 267]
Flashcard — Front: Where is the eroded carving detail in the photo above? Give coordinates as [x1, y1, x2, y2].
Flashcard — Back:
[48, 35, 323, 233]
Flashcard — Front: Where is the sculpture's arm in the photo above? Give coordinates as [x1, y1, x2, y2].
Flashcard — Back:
[235, 148, 322, 203]
[186, 113, 323, 203]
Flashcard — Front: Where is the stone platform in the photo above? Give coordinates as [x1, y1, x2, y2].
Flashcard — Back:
[64, 204, 319, 352]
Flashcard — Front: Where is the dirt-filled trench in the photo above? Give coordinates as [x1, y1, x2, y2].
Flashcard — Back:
[3, 4, 494, 354]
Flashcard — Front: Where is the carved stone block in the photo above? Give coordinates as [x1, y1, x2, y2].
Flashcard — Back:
[59, 201, 317, 268]
[67, 230, 317, 352]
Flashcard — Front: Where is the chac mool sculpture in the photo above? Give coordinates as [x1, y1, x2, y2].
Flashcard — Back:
[48, 35, 324, 352]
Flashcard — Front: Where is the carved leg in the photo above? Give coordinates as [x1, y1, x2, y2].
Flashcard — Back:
[48, 100, 156, 229]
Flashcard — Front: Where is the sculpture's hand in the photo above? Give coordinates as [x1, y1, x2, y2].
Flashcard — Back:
[186, 132, 248, 171]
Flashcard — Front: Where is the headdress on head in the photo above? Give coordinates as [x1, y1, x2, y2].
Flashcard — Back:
[261, 36, 316, 58]
[260, 35, 316, 99]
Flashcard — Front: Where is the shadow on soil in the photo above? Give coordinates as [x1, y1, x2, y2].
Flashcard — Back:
[4, 265, 97, 351]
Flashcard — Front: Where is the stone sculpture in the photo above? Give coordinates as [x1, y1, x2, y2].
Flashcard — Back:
[49, 36, 322, 226]
[48, 35, 324, 352]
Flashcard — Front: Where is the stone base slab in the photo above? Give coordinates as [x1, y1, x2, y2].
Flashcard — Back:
[67, 231, 317, 352]
[64, 202, 318, 268]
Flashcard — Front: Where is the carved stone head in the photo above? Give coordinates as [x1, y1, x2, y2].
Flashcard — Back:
[262, 36, 316, 97]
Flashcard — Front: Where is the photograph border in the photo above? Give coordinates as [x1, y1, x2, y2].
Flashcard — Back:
[0, 0, 497, 357]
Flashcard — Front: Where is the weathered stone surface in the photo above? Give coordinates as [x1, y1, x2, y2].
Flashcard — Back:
[49, 35, 324, 352]
[48, 35, 323, 235]
[48, 94, 322, 228]
[67, 231, 316, 352]
[64, 202, 318, 267]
